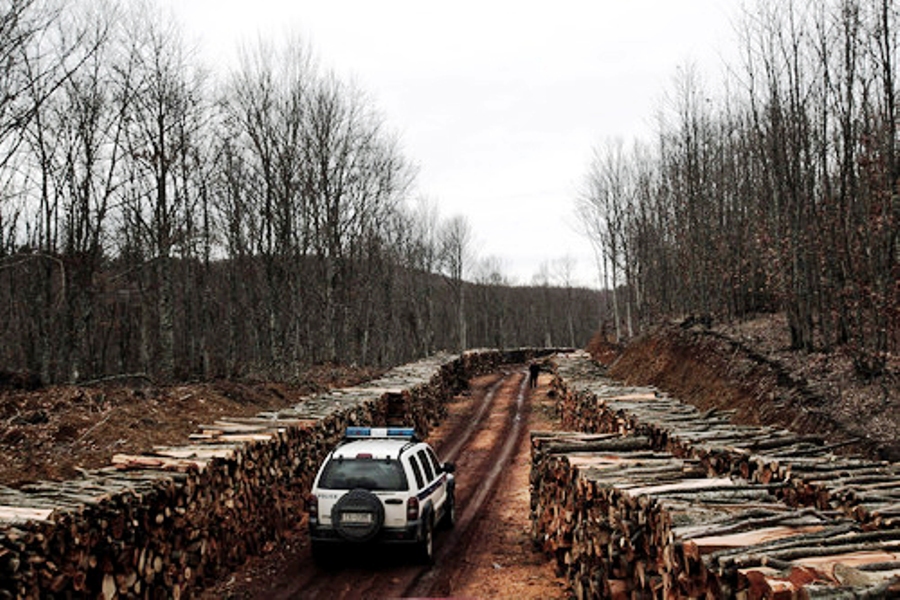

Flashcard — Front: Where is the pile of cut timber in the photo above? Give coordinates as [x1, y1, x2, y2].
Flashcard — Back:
[552, 351, 900, 527]
[0, 348, 557, 599]
[531, 431, 900, 599]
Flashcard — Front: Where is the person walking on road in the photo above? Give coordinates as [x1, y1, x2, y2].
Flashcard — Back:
[528, 362, 540, 388]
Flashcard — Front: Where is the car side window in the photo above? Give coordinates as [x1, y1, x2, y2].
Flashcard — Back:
[408, 454, 425, 489]
[417, 448, 435, 482]
[425, 447, 442, 475]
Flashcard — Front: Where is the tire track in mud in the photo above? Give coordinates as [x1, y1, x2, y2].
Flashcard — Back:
[403, 370, 530, 597]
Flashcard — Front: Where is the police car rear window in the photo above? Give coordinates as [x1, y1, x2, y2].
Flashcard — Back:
[319, 458, 409, 491]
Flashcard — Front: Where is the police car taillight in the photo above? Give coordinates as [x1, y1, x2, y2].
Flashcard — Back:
[406, 496, 419, 521]
[308, 494, 318, 518]
[344, 426, 417, 440]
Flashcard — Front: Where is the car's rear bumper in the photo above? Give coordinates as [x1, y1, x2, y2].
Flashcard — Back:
[309, 521, 421, 544]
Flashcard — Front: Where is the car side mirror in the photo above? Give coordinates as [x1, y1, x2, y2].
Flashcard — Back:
[442, 462, 456, 473]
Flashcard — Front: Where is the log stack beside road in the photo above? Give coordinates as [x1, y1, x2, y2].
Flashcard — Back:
[552, 351, 900, 527]
[531, 351, 900, 598]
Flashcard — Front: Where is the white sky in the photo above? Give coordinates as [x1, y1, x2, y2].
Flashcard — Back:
[163, 0, 740, 287]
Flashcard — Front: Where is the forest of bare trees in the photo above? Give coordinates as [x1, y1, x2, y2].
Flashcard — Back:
[580, 0, 898, 377]
[0, 0, 601, 384]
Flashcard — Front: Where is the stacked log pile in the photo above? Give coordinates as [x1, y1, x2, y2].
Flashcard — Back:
[531, 431, 900, 599]
[552, 351, 900, 528]
[0, 348, 557, 599]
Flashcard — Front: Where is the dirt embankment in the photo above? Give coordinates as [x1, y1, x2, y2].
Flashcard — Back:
[0, 365, 382, 487]
[593, 314, 900, 462]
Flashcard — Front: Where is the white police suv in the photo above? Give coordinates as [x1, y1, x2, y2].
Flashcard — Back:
[307, 427, 456, 564]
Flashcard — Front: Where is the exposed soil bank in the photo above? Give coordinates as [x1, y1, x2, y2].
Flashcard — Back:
[598, 315, 900, 462]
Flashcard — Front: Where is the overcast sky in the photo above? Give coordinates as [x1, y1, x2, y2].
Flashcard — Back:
[163, 0, 741, 287]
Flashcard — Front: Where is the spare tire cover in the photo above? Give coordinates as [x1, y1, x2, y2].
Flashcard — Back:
[332, 489, 385, 542]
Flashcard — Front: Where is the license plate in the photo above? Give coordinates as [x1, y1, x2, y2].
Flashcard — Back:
[341, 512, 373, 524]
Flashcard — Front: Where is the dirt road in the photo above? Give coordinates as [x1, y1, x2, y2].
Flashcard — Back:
[203, 367, 568, 599]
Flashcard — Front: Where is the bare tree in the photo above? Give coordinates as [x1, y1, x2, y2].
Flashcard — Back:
[119, 6, 206, 381]
[473, 255, 510, 349]
[0, 0, 116, 381]
[551, 255, 579, 347]
[440, 214, 473, 352]
[404, 197, 442, 355]
[221, 38, 316, 374]
[578, 138, 632, 340]
[33, 2, 120, 381]
[0, 0, 58, 173]
[302, 74, 413, 363]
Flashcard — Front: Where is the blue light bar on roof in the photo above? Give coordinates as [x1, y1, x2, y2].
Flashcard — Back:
[345, 426, 417, 439]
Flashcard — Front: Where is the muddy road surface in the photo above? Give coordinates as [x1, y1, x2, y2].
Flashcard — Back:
[203, 367, 567, 599]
